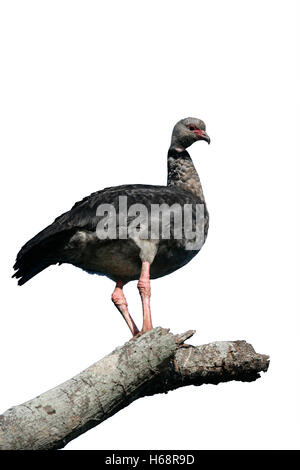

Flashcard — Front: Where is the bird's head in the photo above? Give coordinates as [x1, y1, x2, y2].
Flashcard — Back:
[170, 117, 210, 152]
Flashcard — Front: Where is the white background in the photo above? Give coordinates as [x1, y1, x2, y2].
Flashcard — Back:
[0, 0, 299, 450]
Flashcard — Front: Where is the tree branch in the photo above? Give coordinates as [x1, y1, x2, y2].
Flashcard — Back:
[0, 327, 269, 450]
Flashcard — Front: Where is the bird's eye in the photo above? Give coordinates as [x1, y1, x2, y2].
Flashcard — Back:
[188, 125, 197, 131]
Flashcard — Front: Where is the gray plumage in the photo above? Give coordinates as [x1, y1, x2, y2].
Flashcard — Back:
[13, 118, 210, 286]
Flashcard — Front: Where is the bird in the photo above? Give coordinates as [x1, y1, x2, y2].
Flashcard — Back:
[13, 117, 210, 337]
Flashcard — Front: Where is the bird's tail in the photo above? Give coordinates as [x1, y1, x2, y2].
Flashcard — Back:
[13, 241, 54, 285]
[12, 230, 69, 285]
[13, 259, 51, 286]
[13, 222, 77, 285]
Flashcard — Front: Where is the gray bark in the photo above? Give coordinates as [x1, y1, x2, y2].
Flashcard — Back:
[0, 327, 269, 450]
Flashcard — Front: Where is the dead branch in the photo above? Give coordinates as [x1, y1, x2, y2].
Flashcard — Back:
[0, 327, 269, 450]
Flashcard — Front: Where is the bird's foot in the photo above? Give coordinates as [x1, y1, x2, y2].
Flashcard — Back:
[130, 327, 153, 341]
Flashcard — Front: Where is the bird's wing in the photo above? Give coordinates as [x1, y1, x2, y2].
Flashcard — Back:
[14, 183, 207, 264]
[14, 185, 163, 260]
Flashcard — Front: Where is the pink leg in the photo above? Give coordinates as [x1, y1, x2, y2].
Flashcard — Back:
[137, 261, 153, 333]
[112, 281, 139, 337]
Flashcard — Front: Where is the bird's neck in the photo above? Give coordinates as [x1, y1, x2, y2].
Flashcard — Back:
[167, 147, 205, 200]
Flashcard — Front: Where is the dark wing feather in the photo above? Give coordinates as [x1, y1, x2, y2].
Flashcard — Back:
[13, 184, 207, 285]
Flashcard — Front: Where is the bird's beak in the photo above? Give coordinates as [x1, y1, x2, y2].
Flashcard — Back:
[193, 129, 210, 144]
[201, 130, 210, 144]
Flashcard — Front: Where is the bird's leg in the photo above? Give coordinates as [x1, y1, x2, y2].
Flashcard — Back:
[137, 261, 153, 333]
[111, 281, 139, 336]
